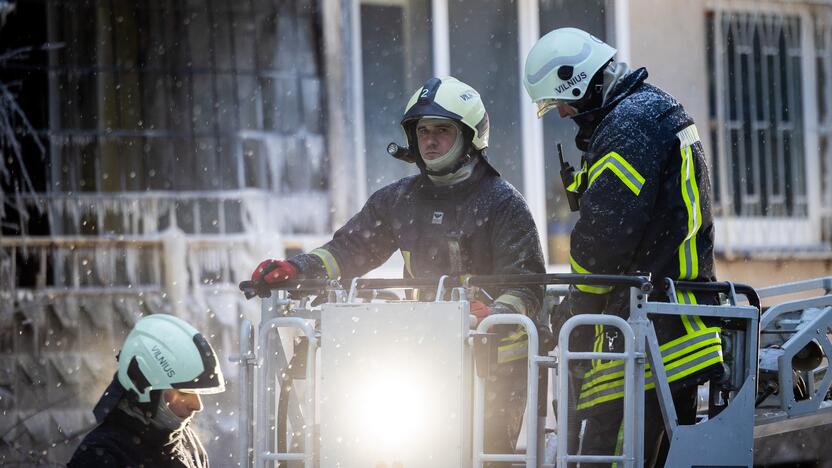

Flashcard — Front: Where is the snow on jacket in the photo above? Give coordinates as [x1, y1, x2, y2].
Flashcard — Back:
[290, 159, 546, 319]
[68, 406, 208, 468]
[557, 68, 723, 411]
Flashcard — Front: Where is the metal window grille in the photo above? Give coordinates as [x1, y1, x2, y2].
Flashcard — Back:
[816, 10, 832, 240]
[707, 11, 808, 218]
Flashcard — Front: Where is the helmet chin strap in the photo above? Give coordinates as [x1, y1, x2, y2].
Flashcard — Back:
[422, 128, 469, 176]
[423, 151, 472, 177]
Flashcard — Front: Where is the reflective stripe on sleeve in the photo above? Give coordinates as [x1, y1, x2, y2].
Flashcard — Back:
[494, 293, 528, 316]
[567, 161, 588, 193]
[310, 248, 341, 280]
[497, 340, 528, 364]
[587, 152, 645, 196]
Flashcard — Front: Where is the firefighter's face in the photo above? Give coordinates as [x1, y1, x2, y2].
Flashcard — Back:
[416, 120, 459, 160]
[164, 389, 203, 418]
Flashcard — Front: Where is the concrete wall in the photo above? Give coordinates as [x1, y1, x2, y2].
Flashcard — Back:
[628, 0, 711, 158]
[627, 1, 832, 289]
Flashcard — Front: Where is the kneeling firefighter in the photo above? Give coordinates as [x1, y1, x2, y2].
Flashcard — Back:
[68, 314, 225, 468]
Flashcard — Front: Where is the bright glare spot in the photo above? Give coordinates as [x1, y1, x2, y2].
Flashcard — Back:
[352, 371, 430, 452]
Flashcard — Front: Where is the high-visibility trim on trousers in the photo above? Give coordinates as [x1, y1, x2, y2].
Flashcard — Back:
[577, 343, 723, 410]
[578, 327, 722, 409]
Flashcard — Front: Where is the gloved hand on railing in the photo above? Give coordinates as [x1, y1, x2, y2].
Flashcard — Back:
[470, 300, 492, 326]
[469, 300, 516, 327]
[251, 259, 299, 285]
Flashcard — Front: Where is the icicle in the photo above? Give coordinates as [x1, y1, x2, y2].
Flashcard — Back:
[94, 246, 114, 286]
[124, 246, 138, 286]
[160, 226, 188, 316]
[264, 134, 286, 195]
[14, 190, 28, 236]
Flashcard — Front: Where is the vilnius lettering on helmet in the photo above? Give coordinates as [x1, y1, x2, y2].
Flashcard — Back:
[152, 344, 177, 378]
[459, 90, 477, 102]
[555, 71, 588, 94]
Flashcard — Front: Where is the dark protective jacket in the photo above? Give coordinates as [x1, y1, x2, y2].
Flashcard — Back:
[290, 160, 546, 360]
[68, 382, 208, 468]
[557, 68, 724, 411]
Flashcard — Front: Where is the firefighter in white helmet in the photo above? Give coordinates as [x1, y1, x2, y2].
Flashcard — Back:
[524, 28, 723, 467]
[251, 76, 546, 465]
[69, 314, 225, 468]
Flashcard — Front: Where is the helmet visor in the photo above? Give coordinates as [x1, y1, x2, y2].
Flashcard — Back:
[171, 333, 226, 394]
[535, 98, 578, 118]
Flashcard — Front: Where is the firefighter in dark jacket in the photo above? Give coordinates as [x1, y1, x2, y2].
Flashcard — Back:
[251, 76, 546, 464]
[523, 28, 723, 467]
[68, 314, 225, 468]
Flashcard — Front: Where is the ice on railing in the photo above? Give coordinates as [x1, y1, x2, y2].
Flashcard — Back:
[12, 189, 330, 236]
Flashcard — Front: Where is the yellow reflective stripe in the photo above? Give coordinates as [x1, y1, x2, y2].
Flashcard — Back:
[593, 324, 604, 367]
[662, 335, 721, 363]
[495, 293, 528, 316]
[679, 290, 708, 333]
[659, 326, 719, 353]
[577, 390, 625, 410]
[587, 152, 645, 195]
[581, 369, 626, 392]
[311, 248, 341, 280]
[679, 290, 695, 334]
[582, 335, 721, 391]
[497, 340, 527, 364]
[501, 328, 528, 343]
[566, 161, 588, 192]
[582, 327, 721, 388]
[614, 421, 625, 466]
[677, 124, 703, 280]
[570, 254, 614, 294]
[580, 345, 723, 399]
[401, 250, 414, 278]
[578, 344, 723, 409]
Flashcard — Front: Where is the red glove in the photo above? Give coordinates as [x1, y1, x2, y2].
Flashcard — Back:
[251, 259, 299, 285]
[470, 300, 491, 325]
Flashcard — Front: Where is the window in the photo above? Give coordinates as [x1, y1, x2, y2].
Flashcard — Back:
[359, 0, 432, 194]
[815, 11, 832, 240]
[707, 5, 825, 250]
[708, 11, 806, 218]
[539, 0, 609, 264]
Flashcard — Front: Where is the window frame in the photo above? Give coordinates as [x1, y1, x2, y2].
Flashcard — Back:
[707, 0, 823, 253]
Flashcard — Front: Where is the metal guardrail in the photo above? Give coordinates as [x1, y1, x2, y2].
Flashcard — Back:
[557, 314, 637, 468]
[236, 274, 765, 468]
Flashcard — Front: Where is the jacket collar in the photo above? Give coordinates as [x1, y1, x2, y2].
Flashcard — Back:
[106, 405, 188, 449]
[572, 67, 649, 151]
[414, 156, 496, 200]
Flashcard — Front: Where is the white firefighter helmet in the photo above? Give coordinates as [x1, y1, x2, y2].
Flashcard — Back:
[523, 27, 616, 117]
[401, 76, 489, 152]
[117, 314, 225, 403]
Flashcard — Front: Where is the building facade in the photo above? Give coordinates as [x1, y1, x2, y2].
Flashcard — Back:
[1, 0, 830, 465]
